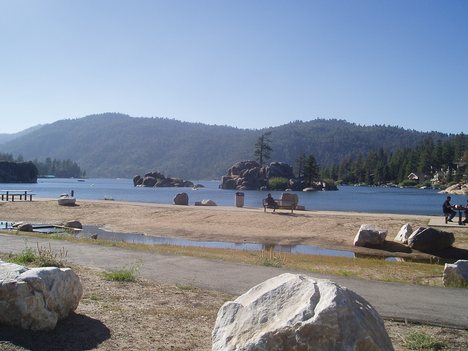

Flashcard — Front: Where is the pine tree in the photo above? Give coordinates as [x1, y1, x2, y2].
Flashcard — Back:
[254, 132, 272, 165]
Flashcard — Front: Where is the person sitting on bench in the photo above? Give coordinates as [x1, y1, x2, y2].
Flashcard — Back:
[265, 193, 277, 210]
[442, 196, 456, 223]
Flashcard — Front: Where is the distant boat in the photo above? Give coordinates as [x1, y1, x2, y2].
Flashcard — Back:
[77, 179, 85, 182]
[58, 194, 76, 206]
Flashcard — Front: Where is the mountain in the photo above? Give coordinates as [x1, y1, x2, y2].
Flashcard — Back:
[0, 125, 44, 145]
[0, 113, 449, 179]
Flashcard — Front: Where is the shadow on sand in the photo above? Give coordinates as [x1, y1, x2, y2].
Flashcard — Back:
[0, 313, 110, 351]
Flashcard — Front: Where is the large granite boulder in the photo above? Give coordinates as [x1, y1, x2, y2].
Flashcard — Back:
[393, 223, 413, 244]
[142, 176, 157, 187]
[173, 192, 189, 205]
[212, 273, 394, 351]
[407, 227, 455, 252]
[443, 260, 468, 287]
[0, 261, 83, 331]
[353, 224, 388, 247]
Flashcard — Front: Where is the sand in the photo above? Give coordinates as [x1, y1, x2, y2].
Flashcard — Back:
[2, 198, 467, 256]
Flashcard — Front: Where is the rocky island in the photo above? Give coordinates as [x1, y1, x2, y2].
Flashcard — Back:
[133, 171, 194, 188]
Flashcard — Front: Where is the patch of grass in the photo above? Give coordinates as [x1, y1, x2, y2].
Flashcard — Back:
[8, 247, 36, 265]
[4, 243, 68, 267]
[103, 265, 139, 282]
[404, 331, 444, 350]
[336, 269, 354, 277]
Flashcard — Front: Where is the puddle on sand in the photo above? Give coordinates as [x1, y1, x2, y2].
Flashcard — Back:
[78, 225, 398, 261]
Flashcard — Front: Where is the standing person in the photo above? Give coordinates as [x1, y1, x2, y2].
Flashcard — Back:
[442, 196, 456, 223]
[464, 199, 468, 223]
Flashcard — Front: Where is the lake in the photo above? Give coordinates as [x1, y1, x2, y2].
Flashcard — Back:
[1, 178, 465, 216]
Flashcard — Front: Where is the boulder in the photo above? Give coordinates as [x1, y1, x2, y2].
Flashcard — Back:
[394, 223, 413, 244]
[173, 192, 189, 206]
[13, 222, 33, 232]
[407, 227, 455, 252]
[0, 261, 83, 331]
[266, 162, 294, 179]
[443, 260, 468, 287]
[353, 224, 388, 247]
[132, 175, 142, 186]
[212, 273, 394, 351]
[440, 183, 468, 195]
[63, 220, 82, 229]
[142, 176, 157, 187]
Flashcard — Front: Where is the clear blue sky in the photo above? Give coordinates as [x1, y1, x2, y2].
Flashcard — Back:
[0, 0, 467, 134]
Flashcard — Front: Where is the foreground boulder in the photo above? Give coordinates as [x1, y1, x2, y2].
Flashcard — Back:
[443, 260, 468, 287]
[353, 224, 388, 247]
[212, 273, 394, 351]
[393, 223, 413, 244]
[173, 192, 189, 205]
[0, 261, 83, 331]
[407, 227, 455, 252]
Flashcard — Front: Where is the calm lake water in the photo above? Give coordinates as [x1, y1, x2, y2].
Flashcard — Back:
[1, 178, 466, 216]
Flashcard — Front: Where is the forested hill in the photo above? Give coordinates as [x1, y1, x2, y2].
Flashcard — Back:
[0, 113, 449, 179]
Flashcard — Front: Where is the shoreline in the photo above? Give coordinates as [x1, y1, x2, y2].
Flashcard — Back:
[1, 198, 467, 257]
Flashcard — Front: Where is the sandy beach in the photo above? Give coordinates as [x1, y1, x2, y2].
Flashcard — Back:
[1, 199, 467, 256]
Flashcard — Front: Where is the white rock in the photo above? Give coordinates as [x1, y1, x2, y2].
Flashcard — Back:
[212, 273, 394, 351]
[0, 261, 83, 331]
[201, 199, 217, 206]
[394, 223, 413, 244]
[444, 260, 468, 287]
[353, 224, 388, 247]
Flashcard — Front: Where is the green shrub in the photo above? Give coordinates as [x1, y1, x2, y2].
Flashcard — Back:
[268, 177, 289, 190]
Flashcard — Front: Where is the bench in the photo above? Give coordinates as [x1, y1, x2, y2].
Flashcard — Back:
[263, 198, 296, 213]
[0, 191, 35, 202]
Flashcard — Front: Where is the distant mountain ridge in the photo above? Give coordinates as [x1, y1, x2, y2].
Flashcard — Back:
[0, 125, 43, 145]
[0, 113, 449, 179]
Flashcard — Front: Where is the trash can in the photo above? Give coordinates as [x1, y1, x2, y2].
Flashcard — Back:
[235, 192, 244, 207]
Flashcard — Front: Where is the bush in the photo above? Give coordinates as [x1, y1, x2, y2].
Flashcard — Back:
[103, 265, 139, 282]
[268, 177, 289, 190]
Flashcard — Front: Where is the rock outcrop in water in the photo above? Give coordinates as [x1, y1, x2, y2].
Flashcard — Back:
[133, 171, 194, 188]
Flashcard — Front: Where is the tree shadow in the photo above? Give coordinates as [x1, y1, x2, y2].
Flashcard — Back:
[0, 313, 110, 351]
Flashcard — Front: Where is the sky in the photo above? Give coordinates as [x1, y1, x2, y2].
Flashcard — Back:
[0, 0, 467, 134]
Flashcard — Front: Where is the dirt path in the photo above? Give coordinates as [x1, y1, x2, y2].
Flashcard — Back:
[1, 233, 467, 329]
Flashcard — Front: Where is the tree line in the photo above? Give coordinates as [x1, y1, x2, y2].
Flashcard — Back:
[254, 132, 468, 187]
[320, 134, 468, 186]
[0, 153, 85, 178]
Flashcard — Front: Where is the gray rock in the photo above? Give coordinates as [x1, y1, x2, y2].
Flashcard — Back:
[63, 220, 82, 229]
[173, 192, 189, 205]
[142, 176, 157, 187]
[407, 227, 455, 251]
[353, 224, 388, 247]
[443, 260, 468, 287]
[0, 261, 83, 331]
[14, 222, 33, 232]
[212, 273, 394, 351]
[132, 175, 142, 186]
[394, 223, 413, 244]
